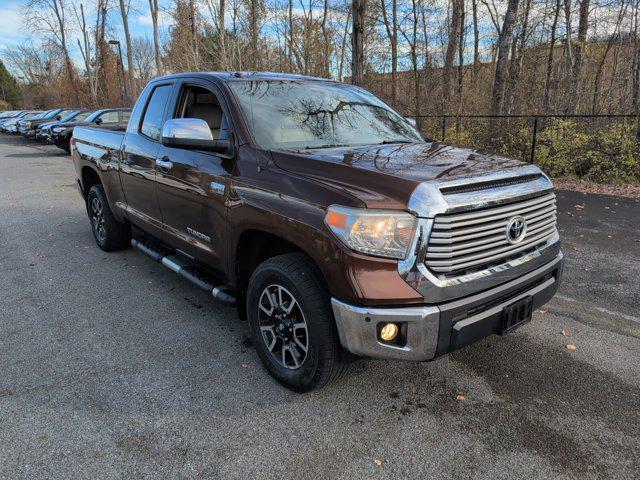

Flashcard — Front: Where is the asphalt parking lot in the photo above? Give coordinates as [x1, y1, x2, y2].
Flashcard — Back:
[1, 134, 639, 479]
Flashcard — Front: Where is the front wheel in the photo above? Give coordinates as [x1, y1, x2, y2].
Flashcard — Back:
[247, 253, 347, 392]
[86, 184, 131, 251]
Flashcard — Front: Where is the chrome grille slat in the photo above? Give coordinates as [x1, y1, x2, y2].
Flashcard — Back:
[433, 201, 556, 230]
[430, 204, 556, 239]
[427, 221, 558, 258]
[429, 213, 556, 244]
[428, 215, 557, 251]
[433, 193, 555, 225]
[427, 231, 556, 272]
[425, 193, 558, 275]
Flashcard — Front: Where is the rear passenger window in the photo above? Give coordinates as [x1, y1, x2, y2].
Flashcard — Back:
[120, 111, 131, 123]
[141, 84, 172, 140]
[99, 111, 119, 124]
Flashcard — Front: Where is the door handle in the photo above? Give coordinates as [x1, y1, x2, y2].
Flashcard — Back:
[156, 158, 173, 171]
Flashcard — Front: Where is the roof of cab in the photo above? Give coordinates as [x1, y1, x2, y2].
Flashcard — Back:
[153, 71, 336, 84]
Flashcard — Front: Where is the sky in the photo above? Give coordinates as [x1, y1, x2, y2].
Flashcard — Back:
[0, 0, 174, 72]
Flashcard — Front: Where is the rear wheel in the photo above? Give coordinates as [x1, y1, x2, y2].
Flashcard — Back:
[247, 253, 347, 392]
[86, 184, 131, 252]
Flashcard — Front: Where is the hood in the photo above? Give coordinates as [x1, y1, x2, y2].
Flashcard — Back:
[55, 120, 90, 128]
[30, 117, 57, 127]
[271, 142, 540, 210]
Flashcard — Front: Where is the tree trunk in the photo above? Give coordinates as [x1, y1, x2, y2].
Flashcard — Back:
[543, 0, 561, 110]
[506, 0, 531, 114]
[351, 0, 367, 86]
[321, 0, 330, 77]
[567, 0, 590, 113]
[489, 0, 520, 134]
[472, 0, 480, 80]
[118, 0, 134, 102]
[51, 0, 79, 105]
[288, 0, 294, 71]
[443, 0, 463, 111]
[251, 0, 259, 69]
[338, 9, 351, 81]
[456, 0, 465, 118]
[149, 0, 162, 74]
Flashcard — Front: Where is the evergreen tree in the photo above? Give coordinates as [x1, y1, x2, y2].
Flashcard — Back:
[0, 59, 22, 108]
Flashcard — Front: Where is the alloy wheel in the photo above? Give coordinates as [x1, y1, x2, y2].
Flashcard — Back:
[258, 284, 309, 370]
[90, 196, 106, 242]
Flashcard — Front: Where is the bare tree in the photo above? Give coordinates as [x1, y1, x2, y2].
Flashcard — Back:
[490, 0, 520, 118]
[148, 0, 163, 74]
[380, 0, 398, 102]
[543, 0, 562, 110]
[25, 0, 80, 105]
[118, 0, 134, 101]
[566, 0, 590, 113]
[351, 0, 367, 85]
[443, 0, 463, 110]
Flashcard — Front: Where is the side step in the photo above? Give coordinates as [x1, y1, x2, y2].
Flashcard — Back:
[131, 238, 236, 306]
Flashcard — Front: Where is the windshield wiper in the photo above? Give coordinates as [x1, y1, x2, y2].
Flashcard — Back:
[379, 139, 414, 145]
[299, 144, 352, 150]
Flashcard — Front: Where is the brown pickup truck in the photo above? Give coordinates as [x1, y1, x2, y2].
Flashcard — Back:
[71, 72, 563, 392]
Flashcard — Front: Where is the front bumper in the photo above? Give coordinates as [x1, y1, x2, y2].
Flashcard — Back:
[331, 252, 563, 361]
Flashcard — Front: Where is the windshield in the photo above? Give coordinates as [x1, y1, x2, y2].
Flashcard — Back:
[74, 111, 93, 122]
[228, 80, 423, 149]
[43, 110, 59, 119]
[85, 110, 104, 122]
[59, 110, 83, 122]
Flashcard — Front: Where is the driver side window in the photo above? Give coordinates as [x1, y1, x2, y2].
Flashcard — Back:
[174, 85, 229, 140]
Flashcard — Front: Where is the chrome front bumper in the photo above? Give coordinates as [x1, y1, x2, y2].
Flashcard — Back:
[332, 252, 563, 361]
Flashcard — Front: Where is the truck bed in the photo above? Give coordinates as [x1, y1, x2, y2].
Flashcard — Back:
[73, 126, 125, 154]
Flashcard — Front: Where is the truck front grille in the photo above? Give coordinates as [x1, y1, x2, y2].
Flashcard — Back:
[425, 193, 557, 275]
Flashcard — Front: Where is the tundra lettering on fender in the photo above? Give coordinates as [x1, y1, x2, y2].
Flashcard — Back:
[71, 72, 564, 392]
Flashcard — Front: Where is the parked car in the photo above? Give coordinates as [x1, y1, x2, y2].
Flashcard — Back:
[36, 109, 92, 143]
[19, 108, 76, 138]
[71, 73, 563, 392]
[0, 111, 27, 129]
[52, 108, 130, 153]
[2, 111, 42, 133]
[0, 110, 20, 120]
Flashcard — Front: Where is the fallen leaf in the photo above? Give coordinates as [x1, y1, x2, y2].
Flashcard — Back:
[240, 362, 250, 369]
[456, 394, 465, 401]
[566, 344, 577, 351]
[561, 328, 570, 337]
[539, 308, 548, 314]
[374, 458, 382, 466]
[607, 235, 612, 239]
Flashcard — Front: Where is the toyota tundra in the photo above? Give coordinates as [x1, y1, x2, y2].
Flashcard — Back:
[71, 72, 563, 391]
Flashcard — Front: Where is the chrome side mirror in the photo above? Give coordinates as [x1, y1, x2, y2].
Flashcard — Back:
[161, 118, 232, 157]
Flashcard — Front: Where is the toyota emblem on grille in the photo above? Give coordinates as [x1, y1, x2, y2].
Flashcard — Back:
[506, 216, 527, 244]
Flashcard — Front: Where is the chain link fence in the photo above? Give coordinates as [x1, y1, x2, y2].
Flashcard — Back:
[405, 114, 640, 184]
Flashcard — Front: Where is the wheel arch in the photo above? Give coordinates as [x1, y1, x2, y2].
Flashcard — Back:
[232, 228, 331, 320]
[80, 165, 102, 200]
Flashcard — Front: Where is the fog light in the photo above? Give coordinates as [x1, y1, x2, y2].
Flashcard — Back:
[380, 323, 399, 342]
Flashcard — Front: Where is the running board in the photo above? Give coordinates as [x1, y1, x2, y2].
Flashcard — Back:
[131, 238, 236, 306]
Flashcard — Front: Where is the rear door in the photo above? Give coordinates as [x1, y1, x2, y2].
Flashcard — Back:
[154, 79, 233, 273]
[119, 82, 174, 233]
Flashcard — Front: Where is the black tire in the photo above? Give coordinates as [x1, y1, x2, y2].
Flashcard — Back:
[247, 253, 347, 392]
[86, 184, 131, 252]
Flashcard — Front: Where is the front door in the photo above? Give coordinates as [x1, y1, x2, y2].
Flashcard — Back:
[119, 83, 174, 233]
[155, 81, 232, 274]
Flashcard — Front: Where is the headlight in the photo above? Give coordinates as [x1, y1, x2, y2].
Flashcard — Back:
[53, 127, 66, 133]
[325, 205, 416, 259]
